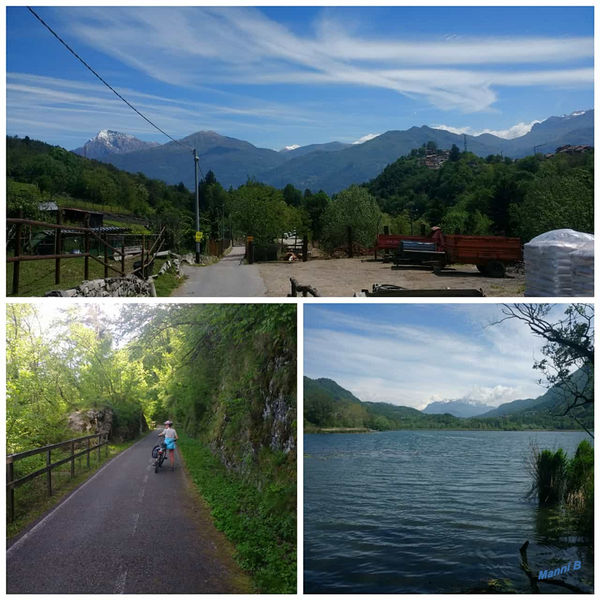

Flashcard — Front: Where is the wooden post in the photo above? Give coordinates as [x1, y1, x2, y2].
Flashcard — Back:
[141, 236, 145, 277]
[97, 435, 101, 462]
[84, 214, 90, 280]
[347, 226, 353, 258]
[105, 434, 108, 457]
[7, 460, 15, 522]
[55, 209, 62, 285]
[103, 235, 108, 279]
[121, 239, 125, 276]
[12, 210, 23, 296]
[302, 234, 308, 262]
[46, 449, 52, 496]
[247, 236, 254, 264]
[87, 437, 91, 469]
[70, 441, 75, 478]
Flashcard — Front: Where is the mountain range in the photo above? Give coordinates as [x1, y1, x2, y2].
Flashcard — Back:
[304, 373, 593, 431]
[72, 110, 593, 195]
[423, 399, 494, 418]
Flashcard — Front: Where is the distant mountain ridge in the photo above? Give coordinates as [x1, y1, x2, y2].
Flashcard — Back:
[422, 399, 495, 418]
[72, 110, 593, 194]
[304, 374, 593, 431]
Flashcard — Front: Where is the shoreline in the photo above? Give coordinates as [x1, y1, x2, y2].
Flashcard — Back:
[304, 427, 591, 434]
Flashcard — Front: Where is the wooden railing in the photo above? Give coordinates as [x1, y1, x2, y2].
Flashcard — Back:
[7, 215, 165, 295]
[6, 433, 109, 522]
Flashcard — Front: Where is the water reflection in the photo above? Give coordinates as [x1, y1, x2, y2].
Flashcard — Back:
[304, 430, 593, 594]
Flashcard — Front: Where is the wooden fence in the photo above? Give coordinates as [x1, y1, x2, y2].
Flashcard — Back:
[7, 215, 165, 295]
[6, 433, 109, 522]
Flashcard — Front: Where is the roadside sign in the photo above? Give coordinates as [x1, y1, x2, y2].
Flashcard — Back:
[195, 231, 203, 242]
[247, 235, 254, 242]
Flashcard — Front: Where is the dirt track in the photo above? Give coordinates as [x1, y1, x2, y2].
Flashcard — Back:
[257, 257, 525, 297]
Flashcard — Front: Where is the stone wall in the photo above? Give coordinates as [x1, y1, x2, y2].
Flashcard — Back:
[45, 274, 155, 297]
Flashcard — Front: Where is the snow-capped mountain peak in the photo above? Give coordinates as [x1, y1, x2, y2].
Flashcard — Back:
[73, 130, 159, 159]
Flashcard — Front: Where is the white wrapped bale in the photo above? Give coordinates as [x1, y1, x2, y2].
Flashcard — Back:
[571, 242, 594, 297]
[524, 229, 594, 297]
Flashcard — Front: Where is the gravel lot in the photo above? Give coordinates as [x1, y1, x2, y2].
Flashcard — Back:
[257, 256, 525, 297]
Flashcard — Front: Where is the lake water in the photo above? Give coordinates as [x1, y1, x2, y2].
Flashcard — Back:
[304, 430, 593, 593]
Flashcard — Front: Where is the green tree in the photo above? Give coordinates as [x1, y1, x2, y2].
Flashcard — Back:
[320, 185, 382, 252]
[498, 304, 593, 434]
[228, 181, 299, 244]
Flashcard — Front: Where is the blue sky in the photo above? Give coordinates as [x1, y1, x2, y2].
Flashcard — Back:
[6, 5, 594, 151]
[304, 304, 575, 410]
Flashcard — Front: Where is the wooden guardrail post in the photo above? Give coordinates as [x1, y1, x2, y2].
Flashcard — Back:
[70, 441, 75, 478]
[87, 438, 91, 469]
[105, 434, 109, 457]
[7, 460, 14, 522]
[97, 436, 101, 462]
[141, 236, 145, 276]
[12, 210, 23, 296]
[46, 449, 52, 496]
[103, 235, 109, 279]
[121, 239, 125, 275]
[84, 215, 90, 280]
[55, 209, 62, 285]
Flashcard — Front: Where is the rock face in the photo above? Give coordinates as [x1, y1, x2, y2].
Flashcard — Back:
[67, 405, 149, 442]
[68, 408, 113, 437]
[263, 355, 296, 454]
[210, 344, 296, 479]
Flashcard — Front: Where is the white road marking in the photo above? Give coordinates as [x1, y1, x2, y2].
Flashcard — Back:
[114, 568, 128, 594]
[132, 512, 140, 536]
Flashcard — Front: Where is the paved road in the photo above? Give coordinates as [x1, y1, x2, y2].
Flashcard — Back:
[7, 432, 250, 594]
[174, 245, 267, 297]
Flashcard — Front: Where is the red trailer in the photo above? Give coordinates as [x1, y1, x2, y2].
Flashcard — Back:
[378, 231, 522, 277]
[443, 235, 523, 277]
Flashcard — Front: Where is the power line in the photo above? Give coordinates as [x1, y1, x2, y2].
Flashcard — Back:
[27, 6, 192, 152]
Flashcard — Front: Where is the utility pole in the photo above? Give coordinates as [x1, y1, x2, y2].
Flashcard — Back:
[193, 148, 200, 264]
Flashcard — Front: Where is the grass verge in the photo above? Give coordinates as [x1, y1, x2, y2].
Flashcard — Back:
[153, 262, 186, 297]
[178, 435, 296, 593]
[7, 437, 140, 540]
[7, 256, 139, 296]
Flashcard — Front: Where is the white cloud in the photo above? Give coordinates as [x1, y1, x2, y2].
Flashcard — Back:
[6, 72, 321, 145]
[304, 306, 546, 410]
[432, 119, 541, 139]
[283, 144, 301, 151]
[353, 133, 381, 144]
[50, 7, 593, 114]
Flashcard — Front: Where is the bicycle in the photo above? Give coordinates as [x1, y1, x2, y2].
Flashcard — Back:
[152, 441, 167, 473]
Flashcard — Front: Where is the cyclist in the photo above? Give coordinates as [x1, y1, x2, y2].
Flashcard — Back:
[158, 420, 178, 471]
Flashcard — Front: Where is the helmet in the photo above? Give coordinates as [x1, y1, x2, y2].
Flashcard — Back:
[164, 420, 173, 425]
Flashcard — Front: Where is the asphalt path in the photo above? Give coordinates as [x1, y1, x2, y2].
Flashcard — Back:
[6, 432, 250, 594]
[174, 245, 267, 297]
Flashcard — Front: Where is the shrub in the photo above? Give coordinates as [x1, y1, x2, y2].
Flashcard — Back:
[530, 448, 568, 506]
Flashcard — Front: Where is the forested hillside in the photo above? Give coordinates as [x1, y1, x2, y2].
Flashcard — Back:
[366, 145, 594, 243]
[7, 304, 296, 592]
[7, 135, 594, 255]
[304, 376, 593, 432]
